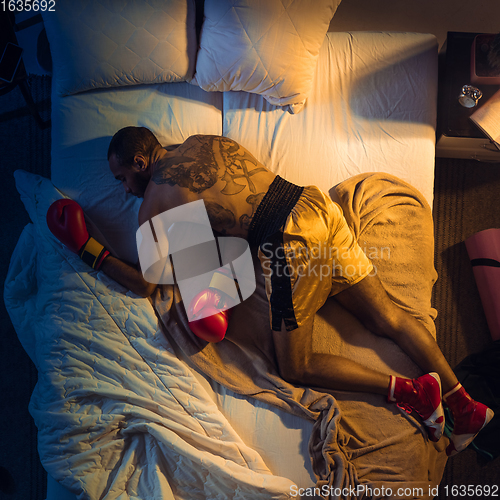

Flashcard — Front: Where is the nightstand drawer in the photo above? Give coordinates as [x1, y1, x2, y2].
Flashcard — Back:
[436, 134, 500, 161]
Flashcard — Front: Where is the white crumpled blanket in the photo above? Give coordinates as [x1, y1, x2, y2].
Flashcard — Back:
[4, 171, 295, 500]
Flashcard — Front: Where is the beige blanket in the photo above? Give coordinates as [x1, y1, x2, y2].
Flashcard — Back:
[153, 173, 448, 499]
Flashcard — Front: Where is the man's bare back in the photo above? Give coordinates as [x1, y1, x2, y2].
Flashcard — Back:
[139, 135, 276, 238]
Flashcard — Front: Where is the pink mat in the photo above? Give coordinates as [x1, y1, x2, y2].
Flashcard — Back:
[465, 228, 500, 341]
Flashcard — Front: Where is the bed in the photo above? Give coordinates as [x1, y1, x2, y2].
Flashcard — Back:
[4, 1, 448, 499]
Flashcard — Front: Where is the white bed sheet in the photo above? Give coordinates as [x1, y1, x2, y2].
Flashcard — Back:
[223, 32, 438, 206]
[189, 364, 317, 488]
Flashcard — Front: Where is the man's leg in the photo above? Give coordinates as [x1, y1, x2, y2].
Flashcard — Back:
[271, 300, 445, 442]
[272, 272, 456, 392]
[272, 319, 391, 394]
[334, 273, 459, 392]
[333, 273, 493, 455]
[272, 272, 493, 454]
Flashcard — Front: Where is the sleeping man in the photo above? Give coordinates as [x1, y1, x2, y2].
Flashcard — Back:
[48, 126, 493, 457]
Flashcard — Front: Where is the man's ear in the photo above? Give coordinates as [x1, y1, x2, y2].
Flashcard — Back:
[133, 155, 147, 171]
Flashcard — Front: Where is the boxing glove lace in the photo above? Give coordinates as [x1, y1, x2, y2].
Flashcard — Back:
[47, 199, 109, 270]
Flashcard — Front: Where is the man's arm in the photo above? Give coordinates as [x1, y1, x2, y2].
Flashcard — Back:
[46, 199, 157, 298]
[100, 255, 157, 298]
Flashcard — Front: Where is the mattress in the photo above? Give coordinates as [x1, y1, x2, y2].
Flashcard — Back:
[191, 30, 439, 492]
[42, 31, 438, 498]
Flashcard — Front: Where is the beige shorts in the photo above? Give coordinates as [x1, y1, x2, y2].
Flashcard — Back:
[257, 185, 373, 331]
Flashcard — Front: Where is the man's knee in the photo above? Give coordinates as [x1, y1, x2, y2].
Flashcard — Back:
[335, 274, 405, 339]
[366, 303, 406, 339]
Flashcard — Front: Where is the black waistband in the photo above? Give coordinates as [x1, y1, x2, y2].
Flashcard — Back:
[248, 176, 304, 247]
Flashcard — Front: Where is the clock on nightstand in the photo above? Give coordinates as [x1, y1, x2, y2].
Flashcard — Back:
[436, 32, 500, 161]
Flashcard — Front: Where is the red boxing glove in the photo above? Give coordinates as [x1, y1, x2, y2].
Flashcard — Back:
[188, 269, 239, 343]
[46, 199, 109, 270]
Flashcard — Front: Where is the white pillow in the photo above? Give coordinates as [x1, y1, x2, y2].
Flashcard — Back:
[13, 170, 119, 261]
[42, 0, 197, 96]
[193, 0, 342, 113]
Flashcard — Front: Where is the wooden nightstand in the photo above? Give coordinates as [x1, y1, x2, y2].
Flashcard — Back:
[436, 31, 500, 161]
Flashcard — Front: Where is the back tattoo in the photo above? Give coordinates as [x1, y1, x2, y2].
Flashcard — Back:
[151, 135, 267, 195]
[151, 135, 268, 234]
